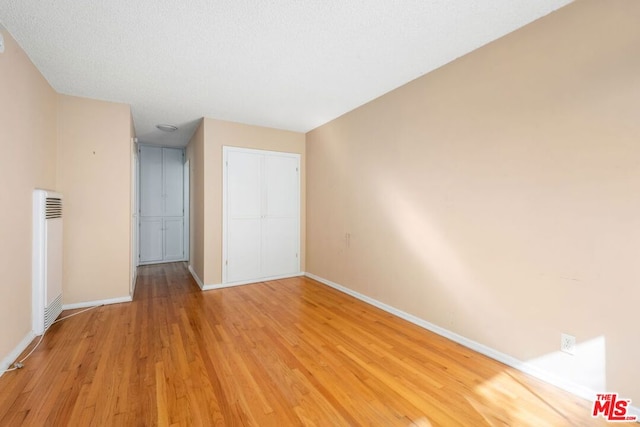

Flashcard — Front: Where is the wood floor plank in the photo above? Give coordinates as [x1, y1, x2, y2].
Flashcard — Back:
[0, 262, 629, 426]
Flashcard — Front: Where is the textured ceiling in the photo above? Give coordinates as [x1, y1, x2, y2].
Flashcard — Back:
[1, 0, 572, 147]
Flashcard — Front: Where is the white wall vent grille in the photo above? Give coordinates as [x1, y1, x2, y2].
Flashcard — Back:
[45, 197, 62, 219]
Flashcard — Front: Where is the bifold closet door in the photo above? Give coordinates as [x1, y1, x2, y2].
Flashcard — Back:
[224, 147, 300, 284]
[139, 145, 185, 264]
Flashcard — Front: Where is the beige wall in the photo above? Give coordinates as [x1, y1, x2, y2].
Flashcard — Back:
[186, 120, 205, 283]
[306, 0, 640, 402]
[0, 30, 58, 365]
[57, 95, 132, 304]
[200, 118, 306, 285]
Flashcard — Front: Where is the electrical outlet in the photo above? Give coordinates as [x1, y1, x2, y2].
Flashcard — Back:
[561, 333, 576, 355]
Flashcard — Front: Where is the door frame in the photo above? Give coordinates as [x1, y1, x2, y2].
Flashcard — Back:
[222, 146, 301, 285]
[130, 137, 139, 295]
[183, 159, 190, 263]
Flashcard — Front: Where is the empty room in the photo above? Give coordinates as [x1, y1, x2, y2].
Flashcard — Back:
[0, 0, 638, 425]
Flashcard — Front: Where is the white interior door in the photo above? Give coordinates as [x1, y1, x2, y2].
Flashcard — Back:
[223, 146, 300, 284]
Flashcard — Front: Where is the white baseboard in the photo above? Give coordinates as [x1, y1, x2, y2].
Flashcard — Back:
[305, 272, 640, 420]
[0, 331, 36, 377]
[202, 272, 306, 291]
[139, 259, 188, 266]
[188, 265, 204, 289]
[62, 295, 132, 310]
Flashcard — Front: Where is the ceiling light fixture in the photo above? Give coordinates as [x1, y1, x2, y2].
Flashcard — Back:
[156, 124, 178, 132]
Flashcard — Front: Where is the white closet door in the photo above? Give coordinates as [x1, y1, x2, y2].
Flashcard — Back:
[139, 146, 185, 265]
[224, 147, 300, 284]
[140, 146, 163, 217]
[262, 155, 299, 277]
[164, 218, 184, 261]
[226, 151, 262, 282]
[140, 218, 163, 263]
[163, 148, 184, 217]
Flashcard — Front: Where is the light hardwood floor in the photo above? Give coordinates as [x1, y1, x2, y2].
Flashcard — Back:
[0, 263, 626, 426]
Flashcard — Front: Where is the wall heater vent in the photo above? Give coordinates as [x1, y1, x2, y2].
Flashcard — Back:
[32, 189, 64, 335]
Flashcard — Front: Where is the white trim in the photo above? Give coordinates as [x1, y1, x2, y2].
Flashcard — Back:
[131, 268, 138, 296]
[183, 159, 190, 262]
[0, 331, 36, 377]
[139, 258, 188, 266]
[131, 138, 139, 296]
[62, 296, 132, 310]
[188, 264, 204, 289]
[222, 146, 228, 283]
[202, 272, 305, 291]
[305, 273, 640, 419]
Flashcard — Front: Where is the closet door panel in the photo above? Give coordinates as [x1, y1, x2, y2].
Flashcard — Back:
[140, 146, 163, 217]
[140, 218, 163, 263]
[227, 151, 262, 218]
[262, 217, 298, 278]
[263, 154, 299, 277]
[164, 218, 184, 261]
[265, 155, 298, 217]
[163, 148, 184, 217]
[226, 150, 263, 282]
[227, 218, 262, 283]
